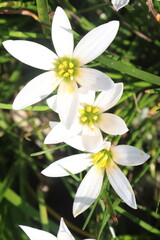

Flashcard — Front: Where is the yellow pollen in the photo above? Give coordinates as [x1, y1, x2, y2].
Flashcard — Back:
[62, 61, 68, 67]
[68, 69, 74, 74]
[63, 72, 70, 77]
[69, 62, 74, 68]
[58, 64, 64, 69]
[97, 159, 106, 168]
[58, 70, 65, 76]
[81, 116, 88, 122]
[93, 152, 104, 164]
[92, 107, 99, 113]
[86, 106, 92, 112]
[92, 149, 113, 169]
[140, 152, 144, 156]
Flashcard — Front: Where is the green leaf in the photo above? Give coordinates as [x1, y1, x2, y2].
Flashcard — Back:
[36, 0, 50, 36]
[98, 55, 160, 86]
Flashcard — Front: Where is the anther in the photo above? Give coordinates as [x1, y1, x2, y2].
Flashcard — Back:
[63, 72, 69, 77]
[86, 106, 92, 112]
[81, 116, 88, 122]
[69, 62, 74, 68]
[63, 61, 68, 67]
[92, 107, 99, 113]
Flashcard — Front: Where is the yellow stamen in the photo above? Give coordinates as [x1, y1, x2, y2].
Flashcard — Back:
[86, 106, 92, 112]
[93, 152, 104, 164]
[92, 107, 99, 113]
[69, 62, 74, 68]
[62, 61, 68, 67]
[81, 116, 88, 122]
[68, 69, 74, 74]
[58, 70, 65, 76]
[63, 72, 70, 77]
[58, 64, 64, 69]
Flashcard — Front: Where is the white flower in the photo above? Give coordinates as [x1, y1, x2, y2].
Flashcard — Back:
[111, 0, 130, 11]
[20, 217, 95, 240]
[45, 83, 128, 151]
[42, 142, 150, 217]
[3, 7, 119, 129]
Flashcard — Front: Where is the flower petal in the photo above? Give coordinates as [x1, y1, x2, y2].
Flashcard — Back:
[76, 68, 114, 91]
[19, 225, 57, 240]
[82, 125, 103, 151]
[44, 122, 69, 144]
[78, 87, 95, 105]
[3, 40, 57, 70]
[66, 136, 108, 153]
[12, 71, 60, 110]
[57, 81, 79, 129]
[94, 83, 123, 112]
[57, 218, 75, 240]
[73, 166, 104, 217]
[73, 21, 119, 65]
[99, 113, 128, 135]
[47, 95, 58, 112]
[111, 145, 150, 166]
[41, 153, 92, 177]
[106, 161, 137, 209]
[111, 0, 130, 11]
[52, 6, 74, 57]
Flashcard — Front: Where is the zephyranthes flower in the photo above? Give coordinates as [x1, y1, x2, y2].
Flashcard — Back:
[42, 142, 150, 217]
[111, 0, 130, 10]
[3, 7, 119, 128]
[45, 83, 128, 151]
[20, 217, 95, 240]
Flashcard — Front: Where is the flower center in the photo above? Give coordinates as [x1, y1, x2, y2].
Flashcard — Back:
[79, 105, 101, 130]
[54, 56, 79, 83]
[92, 149, 113, 168]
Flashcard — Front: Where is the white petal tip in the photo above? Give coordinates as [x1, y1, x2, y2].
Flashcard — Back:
[73, 211, 80, 218]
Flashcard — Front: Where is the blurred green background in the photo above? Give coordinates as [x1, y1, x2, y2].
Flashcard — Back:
[0, 0, 160, 239]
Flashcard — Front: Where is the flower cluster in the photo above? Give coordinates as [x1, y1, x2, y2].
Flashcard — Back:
[3, 5, 150, 238]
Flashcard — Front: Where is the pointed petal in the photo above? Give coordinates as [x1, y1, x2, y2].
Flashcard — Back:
[19, 225, 57, 240]
[3, 40, 57, 70]
[45, 120, 81, 144]
[82, 125, 103, 151]
[73, 166, 104, 217]
[73, 21, 119, 65]
[112, 145, 150, 166]
[57, 218, 75, 240]
[41, 153, 92, 177]
[106, 161, 137, 209]
[94, 83, 123, 112]
[66, 136, 108, 153]
[47, 95, 58, 112]
[78, 87, 95, 105]
[57, 81, 79, 129]
[12, 71, 60, 110]
[99, 113, 128, 135]
[52, 6, 74, 57]
[111, 0, 130, 11]
[44, 122, 70, 144]
[76, 68, 114, 91]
